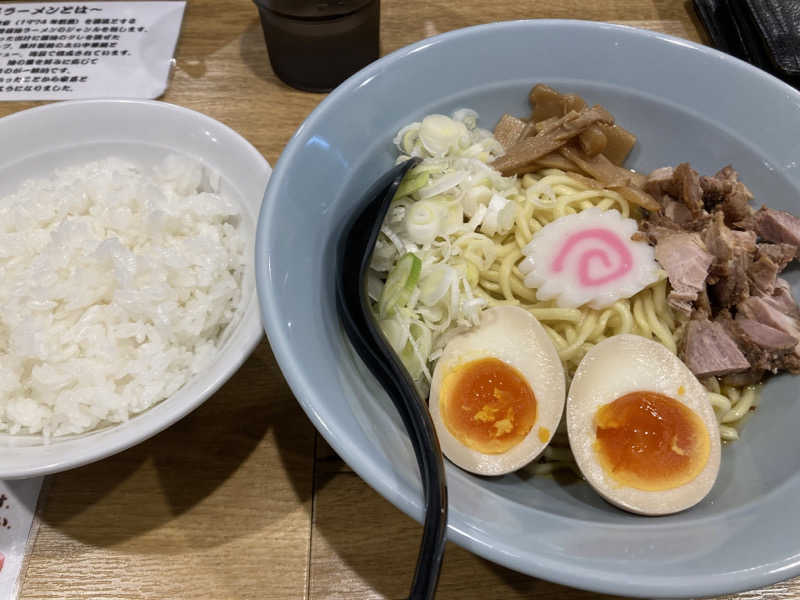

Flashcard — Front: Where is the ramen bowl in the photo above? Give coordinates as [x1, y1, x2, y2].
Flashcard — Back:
[256, 20, 800, 598]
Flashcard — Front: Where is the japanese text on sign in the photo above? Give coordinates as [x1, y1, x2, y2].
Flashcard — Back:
[0, 2, 185, 100]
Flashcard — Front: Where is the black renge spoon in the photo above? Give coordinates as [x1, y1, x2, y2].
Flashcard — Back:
[335, 157, 448, 600]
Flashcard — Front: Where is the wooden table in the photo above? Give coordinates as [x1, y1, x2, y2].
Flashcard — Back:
[5, 0, 797, 598]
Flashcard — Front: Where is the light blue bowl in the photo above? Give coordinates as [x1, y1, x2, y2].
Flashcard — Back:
[256, 20, 800, 598]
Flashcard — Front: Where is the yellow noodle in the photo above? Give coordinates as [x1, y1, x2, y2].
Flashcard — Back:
[527, 217, 544, 233]
[542, 324, 568, 350]
[538, 169, 577, 180]
[595, 198, 615, 212]
[704, 376, 721, 394]
[499, 249, 522, 302]
[590, 309, 614, 339]
[559, 189, 607, 203]
[496, 241, 518, 258]
[480, 270, 500, 285]
[719, 425, 740, 442]
[539, 174, 586, 187]
[643, 290, 677, 353]
[479, 278, 502, 294]
[722, 385, 741, 404]
[708, 392, 732, 414]
[651, 279, 675, 331]
[558, 313, 597, 362]
[527, 307, 583, 323]
[514, 223, 531, 249]
[517, 201, 535, 229]
[610, 301, 634, 334]
[508, 275, 540, 303]
[632, 295, 652, 338]
[482, 269, 538, 304]
[615, 197, 631, 218]
[521, 173, 538, 189]
[722, 386, 756, 423]
[561, 324, 577, 345]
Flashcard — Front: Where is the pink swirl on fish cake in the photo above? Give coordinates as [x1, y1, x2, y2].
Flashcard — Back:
[519, 207, 660, 309]
[551, 228, 633, 287]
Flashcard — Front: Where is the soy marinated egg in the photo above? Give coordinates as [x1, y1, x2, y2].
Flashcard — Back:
[429, 306, 566, 476]
[567, 334, 721, 515]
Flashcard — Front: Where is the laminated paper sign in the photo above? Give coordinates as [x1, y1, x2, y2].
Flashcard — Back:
[0, 1, 186, 100]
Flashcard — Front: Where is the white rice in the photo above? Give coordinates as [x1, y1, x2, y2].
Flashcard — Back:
[0, 155, 246, 437]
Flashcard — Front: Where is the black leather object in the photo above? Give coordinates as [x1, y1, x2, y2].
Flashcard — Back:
[693, 0, 800, 88]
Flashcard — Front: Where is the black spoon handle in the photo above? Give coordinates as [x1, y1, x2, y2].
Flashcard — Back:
[335, 157, 447, 600]
[355, 316, 448, 599]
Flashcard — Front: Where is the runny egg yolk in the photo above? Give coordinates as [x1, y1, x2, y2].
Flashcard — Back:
[593, 391, 710, 491]
[439, 357, 537, 454]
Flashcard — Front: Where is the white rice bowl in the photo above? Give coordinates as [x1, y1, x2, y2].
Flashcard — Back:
[0, 99, 269, 478]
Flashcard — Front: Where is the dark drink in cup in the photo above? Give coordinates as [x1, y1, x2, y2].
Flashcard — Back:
[252, 0, 380, 92]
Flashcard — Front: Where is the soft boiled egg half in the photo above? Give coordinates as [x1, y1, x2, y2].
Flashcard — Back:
[567, 334, 721, 515]
[429, 305, 566, 476]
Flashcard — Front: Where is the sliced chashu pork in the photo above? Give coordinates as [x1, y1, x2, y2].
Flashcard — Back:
[699, 165, 753, 224]
[679, 319, 750, 378]
[753, 206, 800, 248]
[654, 233, 714, 316]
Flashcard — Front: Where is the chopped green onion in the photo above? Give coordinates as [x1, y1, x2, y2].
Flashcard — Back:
[395, 171, 430, 199]
[378, 252, 422, 318]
